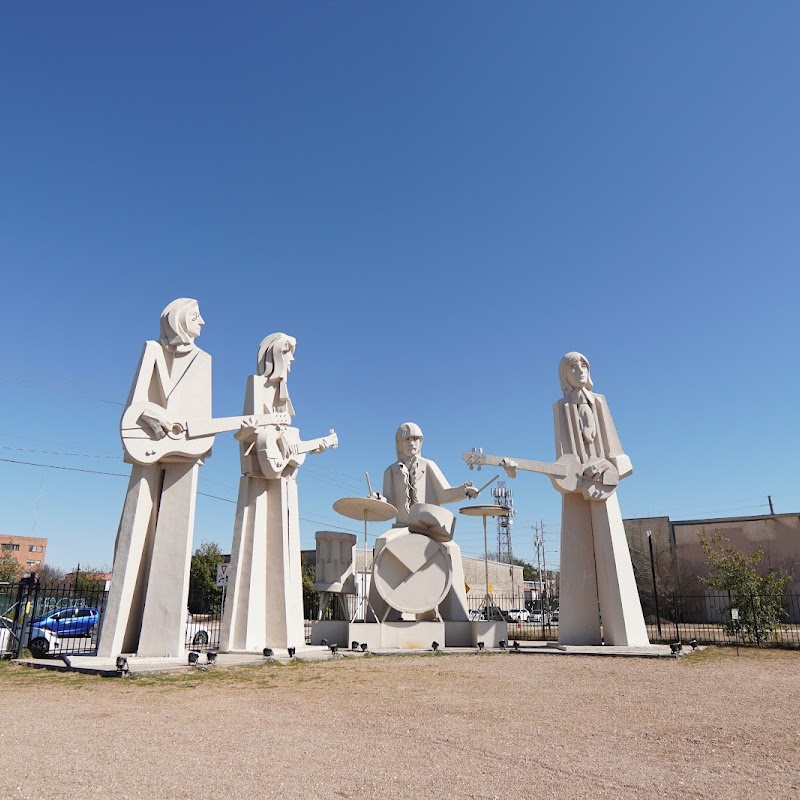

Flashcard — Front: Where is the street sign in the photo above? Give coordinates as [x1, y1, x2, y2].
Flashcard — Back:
[216, 563, 229, 587]
[731, 607, 739, 620]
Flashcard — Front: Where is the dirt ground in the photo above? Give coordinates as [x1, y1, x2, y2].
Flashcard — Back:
[0, 647, 798, 799]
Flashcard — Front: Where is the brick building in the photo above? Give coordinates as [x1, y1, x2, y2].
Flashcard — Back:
[0, 534, 48, 575]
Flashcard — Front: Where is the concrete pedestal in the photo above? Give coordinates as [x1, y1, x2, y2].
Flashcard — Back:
[472, 620, 508, 648]
[311, 620, 445, 650]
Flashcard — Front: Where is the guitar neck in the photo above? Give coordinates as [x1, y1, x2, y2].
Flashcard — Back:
[294, 433, 336, 456]
[186, 413, 291, 439]
[463, 452, 569, 478]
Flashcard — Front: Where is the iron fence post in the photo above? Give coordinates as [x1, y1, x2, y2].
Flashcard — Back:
[672, 592, 680, 642]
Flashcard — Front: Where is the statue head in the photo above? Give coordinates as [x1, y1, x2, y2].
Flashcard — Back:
[160, 298, 203, 351]
[395, 422, 424, 460]
[558, 351, 593, 394]
[257, 332, 296, 380]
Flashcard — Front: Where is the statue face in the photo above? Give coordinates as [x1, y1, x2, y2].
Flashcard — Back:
[566, 358, 590, 390]
[398, 434, 423, 459]
[281, 339, 295, 373]
[186, 304, 205, 340]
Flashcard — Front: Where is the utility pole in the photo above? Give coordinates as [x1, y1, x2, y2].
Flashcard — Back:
[768, 495, 775, 515]
[534, 524, 545, 639]
[540, 521, 548, 611]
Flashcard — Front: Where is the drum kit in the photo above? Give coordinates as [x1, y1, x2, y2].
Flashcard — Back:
[331, 472, 509, 623]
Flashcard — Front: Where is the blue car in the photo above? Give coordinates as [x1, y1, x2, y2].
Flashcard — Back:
[33, 607, 99, 637]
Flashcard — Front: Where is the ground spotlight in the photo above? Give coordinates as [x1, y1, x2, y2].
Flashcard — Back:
[320, 638, 328, 647]
[689, 638, 698, 650]
[351, 640, 359, 651]
[188, 651, 200, 666]
[263, 647, 274, 659]
[513, 640, 520, 652]
[329, 643, 339, 655]
[360, 643, 368, 652]
[499, 640, 506, 650]
[206, 651, 217, 665]
[477, 641, 485, 652]
[431, 641, 440, 652]
[288, 647, 296, 658]
[116, 656, 130, 674]
[670, 642, 682, 654]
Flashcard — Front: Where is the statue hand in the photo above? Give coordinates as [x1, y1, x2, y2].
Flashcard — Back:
[140, 409, 171, 440]
[464, 482, 479, 499]
[235, 416, 260, 443]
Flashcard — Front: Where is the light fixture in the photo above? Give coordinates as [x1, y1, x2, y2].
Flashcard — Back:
[351, 640, 359, 651]
[263, 647, 274, 659]
[498, 640, 506, 650]
[669, 642, 682, 654]
[288, 647, 296, 658]
[689, 638, 698, 650]
[513, 640, 520, 652]
[188, 651, 200, 666]
[329, 643, 339, 655]
[477, 641, 485, 652]
[116, 656, 130, 674]
[360, 643, 368, 652]
[206, 651, 217, 665]
[431, 641, 440, 652]
[320, 638, 328, 647]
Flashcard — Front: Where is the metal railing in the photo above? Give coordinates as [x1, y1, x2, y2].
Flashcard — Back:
[1, 578, 107, 658]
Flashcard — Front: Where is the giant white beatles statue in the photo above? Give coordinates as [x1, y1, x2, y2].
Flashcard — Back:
[220, 333, 337, 652]
[99, 298, 212, 657]
[463, 352, 649, 646]
[368, 422, 478, 622]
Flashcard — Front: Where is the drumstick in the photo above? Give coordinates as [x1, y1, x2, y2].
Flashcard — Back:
[475, 474, 500, 495]
[365, 472, 373, 496]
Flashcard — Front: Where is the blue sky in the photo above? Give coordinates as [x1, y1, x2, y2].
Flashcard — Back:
[1, 3, 799, 572]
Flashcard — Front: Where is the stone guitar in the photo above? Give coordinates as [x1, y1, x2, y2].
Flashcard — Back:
[121, 400, 291, 465]
[461, 448, 619, 501]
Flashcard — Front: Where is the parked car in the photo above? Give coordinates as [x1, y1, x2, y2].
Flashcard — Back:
[0, 616, 63, 658]
[531, 610, 552, 624]
[551, 608, 559, 623]
[185, 611, 219, 647]
[468, 609, 485, 621]
[33, 606, 99, 637]
[508, 609, 531, 623]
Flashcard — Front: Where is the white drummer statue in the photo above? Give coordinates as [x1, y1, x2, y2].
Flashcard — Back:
[367, 422, 479, 623]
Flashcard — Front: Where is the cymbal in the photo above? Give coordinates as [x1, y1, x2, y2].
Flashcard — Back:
[333, 496, 398, 522]
[458, 504, 511, 518]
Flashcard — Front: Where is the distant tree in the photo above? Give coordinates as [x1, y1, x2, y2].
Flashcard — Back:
[698, 532, 792, 644]
[36, 564, 67, 586]
[0, 554, 21, 583]
[71, 567, 107, 593]
[188, 541, 224, 614]
[511, 558, 537, 582]
[301, 558, 319, 619]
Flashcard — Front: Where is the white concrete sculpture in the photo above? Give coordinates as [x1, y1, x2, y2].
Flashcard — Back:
[462, 353, 649, 647]
[313, 530, 357, 620]
[552, 352, 648, 646]
[369, 423, 479, 623]
[220, 333, 337, 652]
[99, 299, 212, 658]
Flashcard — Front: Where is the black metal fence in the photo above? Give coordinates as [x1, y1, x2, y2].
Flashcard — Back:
[1, 577, 107, 658]
[464, 591, 800, 648]
[185, 583, 224, 650]
[5, 578, 798, 657]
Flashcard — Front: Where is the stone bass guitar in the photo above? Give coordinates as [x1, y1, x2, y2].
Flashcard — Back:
[461, 448, 619, 501]
[255, 426, 339, 478]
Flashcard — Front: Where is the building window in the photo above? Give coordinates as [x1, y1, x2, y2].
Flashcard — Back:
[26, 560, 36, 566]
[1, 543, 20, 551]
[29, 545, 44, 553]
[36, 560, 41, 565]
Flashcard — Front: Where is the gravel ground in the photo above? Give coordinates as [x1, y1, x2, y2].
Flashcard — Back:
[0, 647, 798, 799]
